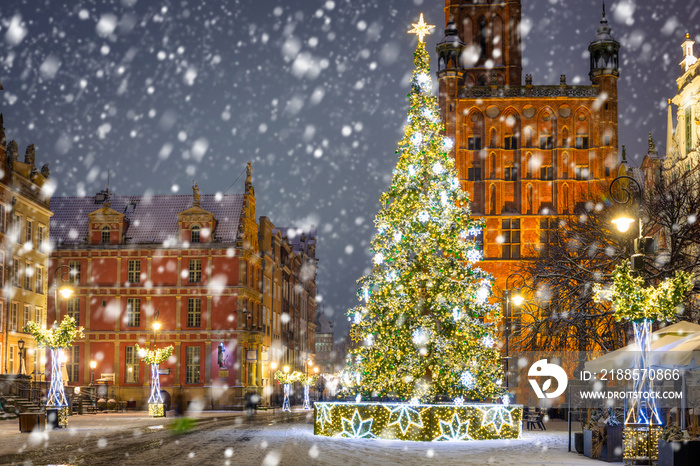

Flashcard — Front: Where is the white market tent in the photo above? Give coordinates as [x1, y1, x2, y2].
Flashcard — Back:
[584, 321, 700, 373]
[584, 321, 700, 429]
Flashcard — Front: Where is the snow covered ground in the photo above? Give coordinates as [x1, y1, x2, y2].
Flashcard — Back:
[0, 412, 620, 465]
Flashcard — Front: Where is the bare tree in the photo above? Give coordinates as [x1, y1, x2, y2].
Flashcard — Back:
[514, 171, 700, 356]
[514, 201, 630, 354]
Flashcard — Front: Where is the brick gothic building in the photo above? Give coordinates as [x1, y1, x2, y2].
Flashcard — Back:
[436, 1, 620, 295]
[48, 163, 317, 408]
[0, 80, 54, 378]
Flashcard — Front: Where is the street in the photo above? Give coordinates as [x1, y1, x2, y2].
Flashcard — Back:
[0, 410, 618, 465]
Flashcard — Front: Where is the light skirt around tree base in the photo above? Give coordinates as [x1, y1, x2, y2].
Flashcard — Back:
[148, 403, 165, 418]
[314, 402, 522, 441]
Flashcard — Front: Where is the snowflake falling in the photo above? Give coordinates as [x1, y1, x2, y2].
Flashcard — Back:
[482, 336, 495, 348]
[432, 162, 444, 174]
[443, 137, 454, 150]
[418, 211, 429, 222]
[373, 252, 384, 265]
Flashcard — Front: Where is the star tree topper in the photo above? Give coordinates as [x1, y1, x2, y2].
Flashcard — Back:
[408, 13, 434, 43]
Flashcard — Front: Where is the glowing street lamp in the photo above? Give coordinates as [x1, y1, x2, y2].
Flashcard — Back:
[90, 360, 97, 386]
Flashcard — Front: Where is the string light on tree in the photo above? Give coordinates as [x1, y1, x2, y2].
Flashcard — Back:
[344, 11, 504, 404]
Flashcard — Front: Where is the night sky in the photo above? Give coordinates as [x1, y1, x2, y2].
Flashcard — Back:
[1, 0, 697, 338]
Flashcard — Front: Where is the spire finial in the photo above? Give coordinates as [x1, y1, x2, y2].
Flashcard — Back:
[621, 145, 627, 163]
[602, 1, 606, 19]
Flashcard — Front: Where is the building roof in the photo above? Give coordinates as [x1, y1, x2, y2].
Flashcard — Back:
[50, 194, 244, 246]
[276, 226, 317, 254]
[315, 311, 334, 335]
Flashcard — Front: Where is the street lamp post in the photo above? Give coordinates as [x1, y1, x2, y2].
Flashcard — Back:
[609, 175, 661, 461]
[17, 338, 26, 375]
[504, 272, 525, 390]
[90, 360, 97, 386]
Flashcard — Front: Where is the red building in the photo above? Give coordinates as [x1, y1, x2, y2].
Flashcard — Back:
[48, 163, 317, 408]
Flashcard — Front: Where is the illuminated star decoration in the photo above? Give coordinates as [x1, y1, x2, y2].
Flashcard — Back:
[408, 13, 435, 43]
[385, 404, 424, 435]
[316, 403, 333, 430]
[339, 410, 376, 439]
[435, 413, 472, 441]
[478, 405, 515, 435]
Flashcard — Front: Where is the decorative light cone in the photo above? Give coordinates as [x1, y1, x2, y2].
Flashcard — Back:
[303, 385, 311, 410]
[148, 363, 165, 417]
[282, 384, 291, 412]
[46, 349, 69, 427]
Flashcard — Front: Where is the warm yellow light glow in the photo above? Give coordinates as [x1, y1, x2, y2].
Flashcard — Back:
[90, 360, 97, 369]
[152, 321, 162, 331]
[511, 295, 524, 306]
[612, 216, 635, 233]
[59, 351, 68, 364]
[407, 13, 435, 43]
[271, 362, 278, 370]
[283, 365, 290, 374]
[58, 286, 74, 299]
[314, 367, 319, 374]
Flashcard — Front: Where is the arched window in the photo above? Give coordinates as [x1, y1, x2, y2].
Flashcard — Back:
[191, 225, 201, 243]
[101, 226, 110, 244]
[562, 128, 570, 148]
[479, 17, 488, 59]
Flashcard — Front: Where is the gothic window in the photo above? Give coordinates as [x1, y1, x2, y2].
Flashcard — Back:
[501, 218, 521, 259]
[539, 135, 553, 150]
[478, 17, 488, 59]
[526, 184, 533, 214]
[562, 153, 569, 178]
[468, 137, 482, 150]
[490, 128, 497, 147]
[525, 128, 533, 148]
[504, 135, 517, 150]
[540, 166, 553, 181]
[467, 167, 482, 181]
[575, 165, 589, 180]
[490, 153, 496, 178]
[575, 136, 589, 149]
[504, 167, 517, 181]
[540, 218, 555, 245]
[562, 184, 570, 214]
[562, 128, 570, 148]
[489, 184, 497, 214]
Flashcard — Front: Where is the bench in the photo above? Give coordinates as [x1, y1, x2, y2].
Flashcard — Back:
[125, 400, 137, 410]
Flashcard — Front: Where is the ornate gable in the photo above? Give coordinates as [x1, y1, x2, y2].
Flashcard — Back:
[178, 182, 216, 243]
[88, 203, 127, 245]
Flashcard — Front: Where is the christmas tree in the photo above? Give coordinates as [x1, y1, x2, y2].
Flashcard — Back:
[347, 15, 504, 403]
